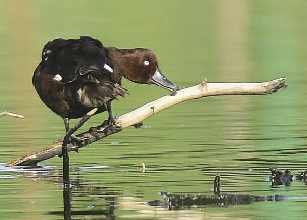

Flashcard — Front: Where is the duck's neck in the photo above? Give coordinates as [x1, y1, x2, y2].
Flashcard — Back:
[106, 47, 143, 83]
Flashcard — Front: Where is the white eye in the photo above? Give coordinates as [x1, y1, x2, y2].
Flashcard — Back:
[144, 60, 150, 66]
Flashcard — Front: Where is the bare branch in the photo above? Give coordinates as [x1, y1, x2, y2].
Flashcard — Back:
[0, 111, 24, 119]
[5, 78, 287, 166]
[116, 77, 287, 129]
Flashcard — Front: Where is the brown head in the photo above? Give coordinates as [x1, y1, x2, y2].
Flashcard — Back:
[108, 48, 180, 94]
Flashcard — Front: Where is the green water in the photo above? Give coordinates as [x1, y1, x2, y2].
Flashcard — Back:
[1, 0, 307, 219]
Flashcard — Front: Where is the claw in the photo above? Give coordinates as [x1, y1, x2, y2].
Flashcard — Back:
[108, 117, 115, 127]
[133, 122, 143, 128]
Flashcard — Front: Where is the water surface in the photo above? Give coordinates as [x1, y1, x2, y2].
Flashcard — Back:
[1, 1, 307, 219]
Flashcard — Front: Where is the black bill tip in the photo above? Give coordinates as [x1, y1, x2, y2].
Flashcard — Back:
[150, 69, 180, 95]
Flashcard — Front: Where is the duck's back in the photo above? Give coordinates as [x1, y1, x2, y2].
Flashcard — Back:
[32, 36, 127, 119]
[36, 36, 109, 83]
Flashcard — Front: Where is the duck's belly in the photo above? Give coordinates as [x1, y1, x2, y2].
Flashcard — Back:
[66, 103, 107, 119]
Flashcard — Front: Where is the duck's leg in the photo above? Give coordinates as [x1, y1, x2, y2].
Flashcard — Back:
[62, 117, 84, 147]
[54, 118, 71, 145]
[105, 101, 115, 126]
[102, 102, 141, 128]
[63, 118, 70, 133]
[62, 118, 70, 188]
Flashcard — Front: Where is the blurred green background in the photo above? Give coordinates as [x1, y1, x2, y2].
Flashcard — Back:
[1, 0, 307, 219]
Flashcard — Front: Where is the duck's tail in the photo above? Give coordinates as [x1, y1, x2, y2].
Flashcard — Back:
[114, 83, 129, 98]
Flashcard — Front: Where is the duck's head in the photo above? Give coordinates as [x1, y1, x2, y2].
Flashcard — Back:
[114, 48, 180, 94]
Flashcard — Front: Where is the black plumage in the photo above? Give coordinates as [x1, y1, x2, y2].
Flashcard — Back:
[32, 36, 179, 132]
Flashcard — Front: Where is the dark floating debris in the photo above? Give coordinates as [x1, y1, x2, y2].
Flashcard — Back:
[269, 168, 294, 187]
[148, 173, 307, 210]
[162, 192, 266, 209]
[213, 175, 220, 195]
[268, 168, 307, 186]
[296, 170, 307, 182]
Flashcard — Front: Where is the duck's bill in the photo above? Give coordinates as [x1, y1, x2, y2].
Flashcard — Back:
[150, 69, 180, 94]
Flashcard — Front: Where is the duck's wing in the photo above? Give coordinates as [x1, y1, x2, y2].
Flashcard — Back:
[73, 81, 129, 108]
[41, 36, 113, 84]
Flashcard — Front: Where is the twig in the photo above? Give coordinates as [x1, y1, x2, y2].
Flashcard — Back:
[0, 111, 24, 119]
[142, 162, 146, 174]
[5, 78, 287, 166]
[63, 108, 98, 147]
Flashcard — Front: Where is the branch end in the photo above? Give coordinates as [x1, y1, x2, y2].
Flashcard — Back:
[265, 77, 288, 94]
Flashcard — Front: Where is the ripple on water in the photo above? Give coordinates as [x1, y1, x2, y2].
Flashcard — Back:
[0, 163, 56, 174]
[79, 165, 109, 172]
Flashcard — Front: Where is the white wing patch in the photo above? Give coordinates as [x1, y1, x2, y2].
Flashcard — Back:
[77, 88, 93, 107]
[103, 63, 113, 73]
[53, 74, 62, 81]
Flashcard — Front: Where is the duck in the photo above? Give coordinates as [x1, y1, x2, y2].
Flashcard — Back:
[32, 36, 179, 133]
